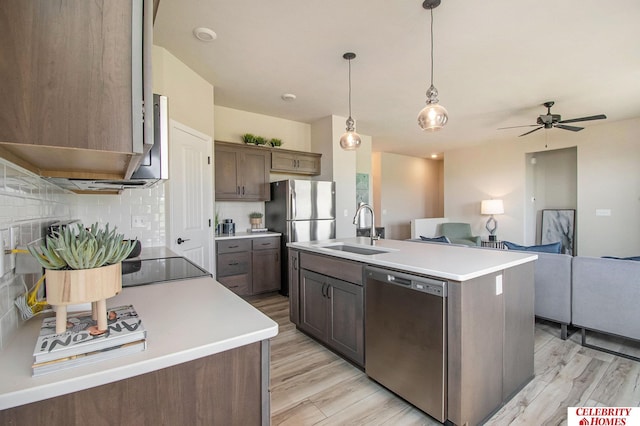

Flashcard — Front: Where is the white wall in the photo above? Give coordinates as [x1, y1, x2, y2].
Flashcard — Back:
[374, 152, 443, 240]
[310, 115, 370, 238]
[444, 117, 640, 257]
[214, 106, 311, 151]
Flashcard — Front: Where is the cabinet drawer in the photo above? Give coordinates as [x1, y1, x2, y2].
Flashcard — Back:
[252, 237, 280, 251]
[217, 252, 251, 276]
[300, 252, 363, 285]
[217, 239, 251, 254]
[218, 274, 251, 296]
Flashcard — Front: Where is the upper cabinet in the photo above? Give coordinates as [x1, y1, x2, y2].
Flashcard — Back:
[271, 149, 321, 176]
[0, 0, 154, 180]
[214, 141, 323, 201]
[215, 142, 270, 201]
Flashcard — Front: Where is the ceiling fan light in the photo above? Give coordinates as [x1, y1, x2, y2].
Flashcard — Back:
[418, 102, 449, 131]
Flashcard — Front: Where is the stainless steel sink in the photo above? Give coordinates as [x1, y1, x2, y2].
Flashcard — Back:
[317, 243, 391, 255]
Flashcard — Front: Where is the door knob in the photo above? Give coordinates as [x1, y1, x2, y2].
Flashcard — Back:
[177, 237, 190, 245]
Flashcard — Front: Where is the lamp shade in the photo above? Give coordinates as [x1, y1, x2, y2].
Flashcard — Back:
[481, 199, 504, 215]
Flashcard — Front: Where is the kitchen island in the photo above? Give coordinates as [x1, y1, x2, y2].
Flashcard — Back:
[288, 237, 537, 426]
[0, 276, 278, 425]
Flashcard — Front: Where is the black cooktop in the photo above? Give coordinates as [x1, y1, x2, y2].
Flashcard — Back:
[122, 257, 211, 287]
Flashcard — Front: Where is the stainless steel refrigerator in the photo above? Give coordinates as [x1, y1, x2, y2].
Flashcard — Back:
[265, 179, 336, 295]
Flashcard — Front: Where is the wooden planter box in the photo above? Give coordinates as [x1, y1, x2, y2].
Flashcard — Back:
[46, 263, 122, 334]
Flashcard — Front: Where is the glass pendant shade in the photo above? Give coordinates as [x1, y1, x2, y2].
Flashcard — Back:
[339, 116, 362, 150]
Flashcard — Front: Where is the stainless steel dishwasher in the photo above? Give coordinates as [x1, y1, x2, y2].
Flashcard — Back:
[365, 266, 447, 422]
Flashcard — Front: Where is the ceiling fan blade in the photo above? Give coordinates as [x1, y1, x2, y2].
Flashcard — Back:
[558, 114, 607, 124]
[519, 127, 543, 137]
[556, 124, 583, 132]
[497, 124, 539, 130]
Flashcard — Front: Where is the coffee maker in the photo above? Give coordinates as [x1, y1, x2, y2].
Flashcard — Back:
[221, 219, 235, 235]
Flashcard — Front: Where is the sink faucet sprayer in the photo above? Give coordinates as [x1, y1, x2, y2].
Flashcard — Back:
[353, 203, 379, 245]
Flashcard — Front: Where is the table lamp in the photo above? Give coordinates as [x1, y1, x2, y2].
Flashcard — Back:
[481, 199, 504, 241]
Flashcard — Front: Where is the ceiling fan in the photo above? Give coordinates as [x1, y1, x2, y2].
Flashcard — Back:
[499, 101, 607, 137]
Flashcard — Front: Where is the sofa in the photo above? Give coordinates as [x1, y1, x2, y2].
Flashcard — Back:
[407, 238, 640, 354]
[572, 256, 640, 352]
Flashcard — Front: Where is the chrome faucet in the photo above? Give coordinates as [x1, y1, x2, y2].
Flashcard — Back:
[353, 203, 379, 245]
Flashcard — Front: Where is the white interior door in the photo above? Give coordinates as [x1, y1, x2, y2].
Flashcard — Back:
[168, 120, 213, 272]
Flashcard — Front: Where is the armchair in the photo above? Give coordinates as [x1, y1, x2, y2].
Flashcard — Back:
[440, 222, 481, 246]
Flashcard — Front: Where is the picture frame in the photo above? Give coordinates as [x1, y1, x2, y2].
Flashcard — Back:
[541, 209, 576, 255]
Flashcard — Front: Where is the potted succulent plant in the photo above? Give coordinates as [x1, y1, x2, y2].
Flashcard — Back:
[249, 212, 263, 229]
[269, 138, 282, 147]
[28, 223, 137, 334]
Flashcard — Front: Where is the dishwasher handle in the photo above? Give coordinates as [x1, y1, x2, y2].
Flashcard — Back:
[365, 266, 447, 297]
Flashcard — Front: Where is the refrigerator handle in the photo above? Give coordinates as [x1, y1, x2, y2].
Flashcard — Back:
[290, 187, 296, 218]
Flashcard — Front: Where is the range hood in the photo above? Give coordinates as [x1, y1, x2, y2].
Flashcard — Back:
[46, 94, 168, 194]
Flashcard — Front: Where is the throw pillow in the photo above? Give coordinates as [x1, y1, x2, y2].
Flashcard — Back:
[420, 235, 451, 244]
[503, 241, 562, 254]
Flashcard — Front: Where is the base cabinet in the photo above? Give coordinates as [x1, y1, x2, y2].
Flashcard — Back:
[216, 237, 281, 296]
[299, 269, 364, 366]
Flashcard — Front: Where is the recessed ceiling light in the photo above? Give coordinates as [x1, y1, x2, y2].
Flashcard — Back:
[281, 93, 297, 102]
[193, 27, 217, 42]
[431, 154, 438, 159]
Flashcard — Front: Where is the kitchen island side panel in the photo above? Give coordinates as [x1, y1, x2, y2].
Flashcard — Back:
[503, 262, 535, 399]
[447, 273, 504, 426]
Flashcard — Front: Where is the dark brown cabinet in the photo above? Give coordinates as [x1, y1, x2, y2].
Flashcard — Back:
[252, 238, 281, 294]
[299, 269, 364, 366]
[214, 142, 270, 201]
[295, 252, 364, 367]
[216, 236, 281, 296]
[0, 0, 154, 180]
[271, 150, 321, 176]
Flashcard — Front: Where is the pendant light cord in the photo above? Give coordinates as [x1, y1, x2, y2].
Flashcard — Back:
[430, 7, 434, 87]
[348, 58, 352, 117]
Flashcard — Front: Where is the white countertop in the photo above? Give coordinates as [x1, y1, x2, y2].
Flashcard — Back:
[288, 237, 537, 281]
[0, 277, 278, 410]
[215, 231, 281, 240]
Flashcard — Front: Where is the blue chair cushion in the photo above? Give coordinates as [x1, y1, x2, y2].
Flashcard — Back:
[503, 241, 562, 254]
[420, 235, 451, 244]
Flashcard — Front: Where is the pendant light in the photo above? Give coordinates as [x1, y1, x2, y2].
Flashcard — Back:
[417, 0, 448, 131]
[339, 52, 362, 150]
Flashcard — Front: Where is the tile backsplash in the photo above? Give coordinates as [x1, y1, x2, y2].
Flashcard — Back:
[74, 183, 166, 248]
[0, 158, 167, 350]
[0, 159, 73, 350]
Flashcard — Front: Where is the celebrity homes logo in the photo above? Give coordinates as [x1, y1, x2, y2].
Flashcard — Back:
[568, 407, 639, 425]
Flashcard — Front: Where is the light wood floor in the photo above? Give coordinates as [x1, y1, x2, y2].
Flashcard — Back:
[249, 294, 640, 425]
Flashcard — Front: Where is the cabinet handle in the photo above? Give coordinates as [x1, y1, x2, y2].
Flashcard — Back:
[292, 159, 295, 167]
[237, 186, 240, 195]
[228, 245, 239, 248]
[261, 242, 270, 245]
[228, 262, 239, 266]
[297, 160, 300, 168]
[242, 186, 245, 195]
[321, 283, 327, 298]
[326, 285, 331, 299]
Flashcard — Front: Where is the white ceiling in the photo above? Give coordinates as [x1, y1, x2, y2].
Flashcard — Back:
[154, 0, 640, 158]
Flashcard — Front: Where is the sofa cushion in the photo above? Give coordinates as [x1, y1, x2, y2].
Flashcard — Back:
[503, 241, 562, 254]
[420, 235, 451, 244]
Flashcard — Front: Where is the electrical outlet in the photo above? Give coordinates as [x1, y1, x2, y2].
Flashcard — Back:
[131, 215, 147, 229]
